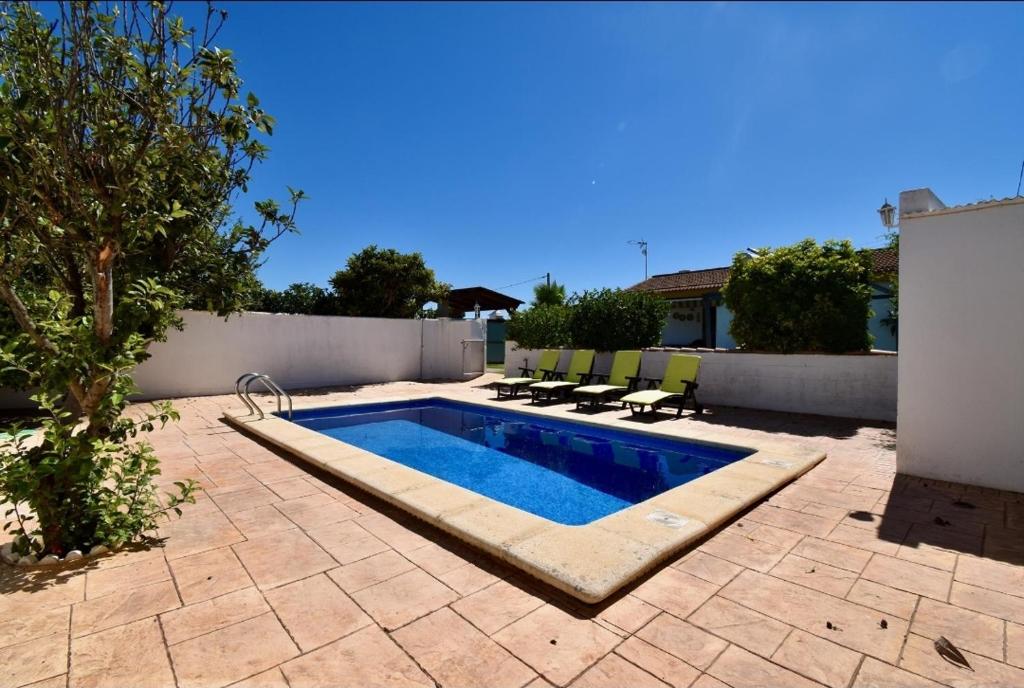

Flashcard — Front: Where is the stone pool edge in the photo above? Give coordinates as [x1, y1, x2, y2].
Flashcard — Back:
[223, 394, 825, 604]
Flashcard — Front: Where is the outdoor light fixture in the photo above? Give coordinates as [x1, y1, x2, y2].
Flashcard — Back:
[878, 199, 897, 229]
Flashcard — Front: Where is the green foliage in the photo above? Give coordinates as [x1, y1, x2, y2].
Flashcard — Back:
[881, 231, 899, 336]
[566, 289, 670, 352]
[254, 282, 339, 316]
[722, 239, 874, 353]
[508, 289, 669, 352]
[329, 246, 450, 319]
[531, 280, 566, 308]
[0, 2, 301, 554]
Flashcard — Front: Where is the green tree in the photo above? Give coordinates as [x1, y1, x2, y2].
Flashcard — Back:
[567, 289, 669, 352]
[880, 230, 899, 336]
[722, 239, 873, 353]
[531, 280, 566, 308]
[0, 2, 303, 556]
[330, 246, 449, 318]
[254, 282, 338, 315]
[507, 305, 571, 349]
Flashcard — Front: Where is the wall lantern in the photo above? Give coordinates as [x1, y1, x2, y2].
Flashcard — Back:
[877, 199, 897, 229]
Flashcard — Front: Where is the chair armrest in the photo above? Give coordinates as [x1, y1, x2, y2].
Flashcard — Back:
[539, 368, 557, 381]
[578, 372, 599, 385]
[644, 377, 662, 389]
[550, 371, 567, 381]
[624, 375, 640, 391]
[518, 366, 534, 377]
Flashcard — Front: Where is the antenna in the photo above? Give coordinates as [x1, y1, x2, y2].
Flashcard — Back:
[1017, 158, 1023, 197]
[627, 239, 648, 279]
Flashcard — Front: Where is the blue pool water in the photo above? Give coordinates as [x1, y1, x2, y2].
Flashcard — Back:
[286, 399, 751, 525]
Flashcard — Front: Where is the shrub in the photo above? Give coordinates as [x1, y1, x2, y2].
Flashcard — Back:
[507, 305, 570, 349]
[722, 239, 874, 353]
[567, 289, 670, 352]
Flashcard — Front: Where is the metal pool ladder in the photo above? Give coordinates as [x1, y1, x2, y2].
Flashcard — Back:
[235, 373, 293, 420]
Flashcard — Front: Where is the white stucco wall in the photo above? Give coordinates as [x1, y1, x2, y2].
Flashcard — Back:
[897, 196, 1024, 492]
[505, 342, 896, 421]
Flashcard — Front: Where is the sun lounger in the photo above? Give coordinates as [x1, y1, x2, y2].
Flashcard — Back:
[528, 349, 595, 403]
[619, 353, 704, 417]
[492, 349, 560, 399]
[572, 350, 642, 409]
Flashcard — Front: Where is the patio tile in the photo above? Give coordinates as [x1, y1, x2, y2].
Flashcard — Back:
[438, 561, 502, 595]
[69, 617, 172, 688]
[769, 553, 859, 597]
[0, 632, 67, 688]
[739, 522, 804, 550]
[950, 581, 1024, 624]
[845, 579, 919, 619]
[245, 460, 307, 484]
[614, 637, 701, 688]
[910, 598, 1005, 660]
[210, 485, 281, 515]
[327, 550, 415, 593]
[851, 657, 945, 688]
[0, 568, 86, 611]
[351, 568, 458, 630]
[690, 675, 729, 688]
[673, 551, 743, 585]
[169, 612, 299, 688]
[689, 595, 790, 657]
[635, 613, 728, 671]
[790, 536, 873, 573]
[281, 625, 433, 688]
[264, 574, 371, 651]
[631, 567, 719, 618]
[451, 579, 547, 635]
[160, 586, 270, 645]
[860, 554, 952, 601]
[274, 493, 359, 530]
[169, 546, 254, 604]
[71, 579, 180, 637]
[85, 555, 170, 599]
[20, 675, 66, 688]
[707, 645, 821, 688]
[160, 510, 246, 560]
[698, 530, 790, 572]
[492, 604, 620, 686]
[266, 476, 323, 500]
[596, 594, 660, 635]
[402, 542, 472, 577]
[572, 653, 670, 688]
[772, 629, 861, 688]
[720, 570, 907, 662]
[229, 504, 298, 538]
[745, 504, 837, 537]
[899, 632, 1024, 687]
[356, 512, 433, 553]
[232, 529, 335, 590]
[954, 556, 1024, 595]
[0, 605, 69, 649]
[230, 667, 290, 688]
[306, 519, 390, 565]
[826, 524, 904, 556]
[393, 608, 536, 688]
[1008, 623, 1024, 669]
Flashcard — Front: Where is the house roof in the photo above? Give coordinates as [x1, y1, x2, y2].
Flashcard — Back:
[446, 286, 524, 313]
[628, 247, 898, 295]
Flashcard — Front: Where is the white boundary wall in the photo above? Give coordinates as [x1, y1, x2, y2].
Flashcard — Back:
[897, 195, 1024, 492]
[505, 343, 897, 421]
[1, 310, 484, 406]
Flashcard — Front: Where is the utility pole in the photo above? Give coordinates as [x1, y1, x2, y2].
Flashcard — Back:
[546, 272, 551, 287]
[628, 239, 648, 280]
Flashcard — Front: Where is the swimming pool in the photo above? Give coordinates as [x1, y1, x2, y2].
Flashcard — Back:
[289, 399, 752, 525]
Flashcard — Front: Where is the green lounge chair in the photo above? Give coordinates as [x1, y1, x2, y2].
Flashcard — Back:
[492, 349, 560, 399]
[620, 354, 704, 417]
[572, 350, 643, 409]
[528, 349, 595, 403]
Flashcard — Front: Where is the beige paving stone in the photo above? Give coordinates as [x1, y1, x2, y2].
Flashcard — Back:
[690, 675, 729, 688]
[274, 492, 359, 530]
[630, 567, 719, 618]
[673, 551, 743, 585]
[572, 653, 670, 688]
[169, 546, 254, 605]
[306, 519, 390, 565]
[790, 536, 873, 573]
[851, 657, 945, 688]
[955, 556, 1024, 595]
[596, 594, 660, 635]
[357, 512, 434, 553]
[698, 530, 790, 572]
[861, 554, 952, 601]
[402, 542, 473, 577]
[0, 632, 67, 688]
[0, 605, 69, 649]
[615, 637, 701, 688]
[635, 613, 729, 671]
[265, 573, 371, 651]
[210, 485, 282, 514]
[351, 568, 458, 630]
[438, 560, 502, 595]
[451, 579, 547, 635]
[266, 476, 323, 500]
[397, 480, 486, 521]
[802, 501, 851, 521]
[71, 578, 180, 637]
[1008, 622, 1024, 669]
[228, 504, 298, 537]
[70, 618, 174, 687]
[393, 608, 536, 688]
[160, 509, 247, 560]
[910, 598, 1005, 661]
[20, 674, 66, 688]
[84, 555, 171, 599]
[689, 595, 791, 657]
[899, 632, 1024, 688]
[232, 529, 335, 590]
[437, 502, 549, 556]
[949, 581, 1024, 625]
[160, 586, 270, 645]
[327, 550, 416, 593]
[170, 612, 299, 688]
[770, 553, 860, 597]
[720, 570, 908, 662]
[741, 522, 805, 550]
[492, 604, 620, 686]
[827, 524, 903, 556]
[745, 504, 837, 537]
[772, 629, 861, 688]
[245, 458, 308, 484]
[845, 579, 919, 619]
[230, 667, 291, 688]
[281, 625, 433, 688]
[707, 644, 822, 688]
[0, 568, 86, 611]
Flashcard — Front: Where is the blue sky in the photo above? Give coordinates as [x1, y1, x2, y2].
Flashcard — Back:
[205, 2, 1022, 304]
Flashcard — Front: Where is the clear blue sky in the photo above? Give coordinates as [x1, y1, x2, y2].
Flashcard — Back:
[205, 2, 1022, 304]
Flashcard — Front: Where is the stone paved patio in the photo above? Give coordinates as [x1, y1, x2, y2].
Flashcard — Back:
[3, 375, 1023, 688]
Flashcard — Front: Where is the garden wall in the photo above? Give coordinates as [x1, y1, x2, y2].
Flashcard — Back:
[504, 343, 897, 421]
[0, 310, 485, 407]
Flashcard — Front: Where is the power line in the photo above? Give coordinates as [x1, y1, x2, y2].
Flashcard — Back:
[499, 274, 547, 290]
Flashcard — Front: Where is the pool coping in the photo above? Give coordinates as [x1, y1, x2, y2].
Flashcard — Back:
[223, 394, 825, 603]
